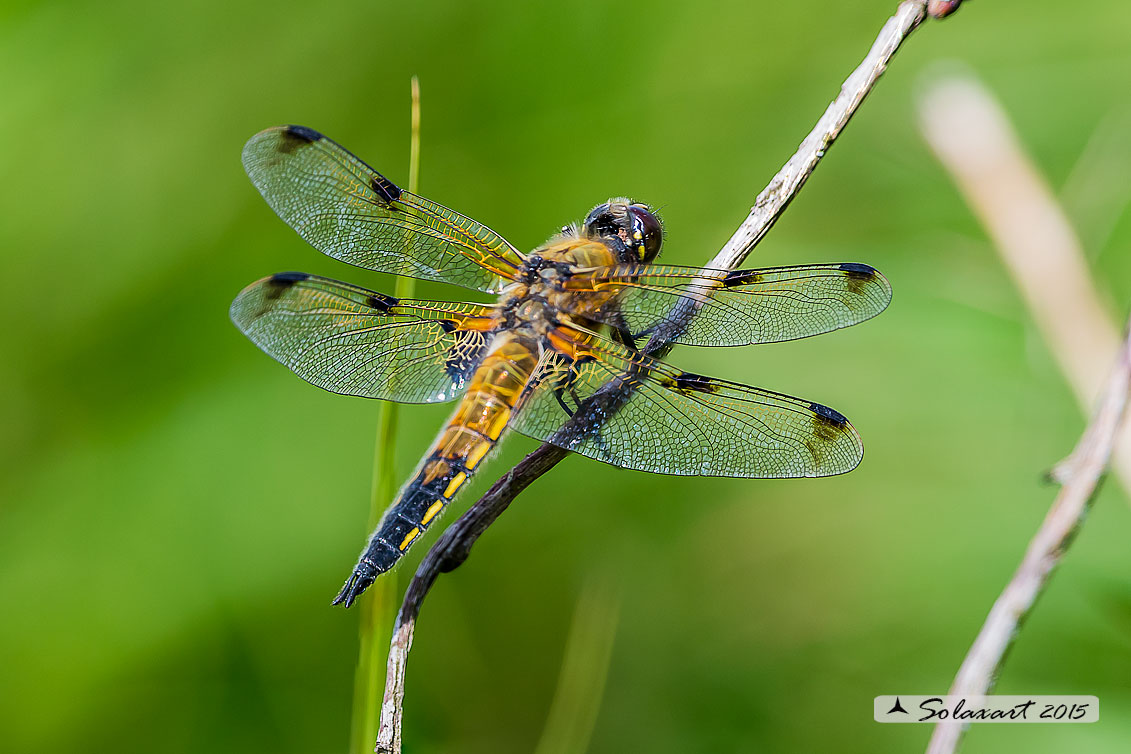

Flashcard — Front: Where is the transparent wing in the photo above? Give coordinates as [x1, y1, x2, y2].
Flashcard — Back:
[242, 125, 525, 293]
[230, 272, 497, 403]
[510, 326, 863, 477]
[566, 262, 891, 346]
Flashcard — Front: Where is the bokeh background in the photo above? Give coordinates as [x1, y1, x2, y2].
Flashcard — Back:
[2, 1, 1130, 752]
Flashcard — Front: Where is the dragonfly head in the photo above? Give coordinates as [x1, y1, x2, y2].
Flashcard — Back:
[583, 199, 663, 264]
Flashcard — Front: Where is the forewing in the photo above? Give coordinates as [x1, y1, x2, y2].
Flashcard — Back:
[242, 125, 524, 293]
[230, 273, 496, 403]
[509, 327, 863, 478]
[568, 262, 891, 346]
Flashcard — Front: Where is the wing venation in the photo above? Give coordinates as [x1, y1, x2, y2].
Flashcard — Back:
[566, 262, 891, 346]
[231, 272, 497, 403]
[508, 326, 863, 478]
[242, 126, 524, 293]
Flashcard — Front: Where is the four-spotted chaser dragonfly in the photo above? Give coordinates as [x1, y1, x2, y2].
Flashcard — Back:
[231, 125, 891, 608]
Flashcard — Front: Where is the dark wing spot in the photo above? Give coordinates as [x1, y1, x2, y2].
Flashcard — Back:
[838, 263, 878, 296]
[838, 262, 878, 280]
[369, 174, 403, 204]
[722, 269, 763, 287]
[366, 292, 400, 312]
[277, 125, 323, 153]
[836, 262, 877, 280]
[265, 271, 309, 299]
[810, 402, 848, 425]
[270, 271, 310, 284]
[673, 371, 718, 394]
[438, 320, 458, 333]
[810, 402, 849, 439]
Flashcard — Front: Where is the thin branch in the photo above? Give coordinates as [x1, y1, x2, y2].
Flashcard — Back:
[925, 313, 1131, 754]
[375, 2, 937, 751]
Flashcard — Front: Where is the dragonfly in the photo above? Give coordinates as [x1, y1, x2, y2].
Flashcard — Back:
[231, 125, 892, 608]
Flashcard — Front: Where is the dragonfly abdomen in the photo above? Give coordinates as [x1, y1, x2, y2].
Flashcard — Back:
[333, 333, 541, 607]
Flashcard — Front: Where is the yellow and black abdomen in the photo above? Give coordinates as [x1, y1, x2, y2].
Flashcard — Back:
[333, 333, 541, 607]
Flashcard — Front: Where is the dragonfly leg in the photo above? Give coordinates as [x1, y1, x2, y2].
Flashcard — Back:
[564, 367, 614, 459]
[541, 350, 614, 459]
[554, 387, 576, 417]
[551, 383, 607, 458]
[606, 311, 641, 351]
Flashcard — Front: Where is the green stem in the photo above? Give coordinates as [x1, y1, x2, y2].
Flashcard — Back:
[533, 573, 621, 754]
[349, 75, 421, 754]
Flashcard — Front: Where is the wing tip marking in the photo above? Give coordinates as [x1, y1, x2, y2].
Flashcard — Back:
[838, 262, 878, 280]
[265, 271, 309, 298]
[231, 272, 307, 325]
[806, 402, 863, 476]
[809, 401, 849, 428]
[279, 124, 324, 152]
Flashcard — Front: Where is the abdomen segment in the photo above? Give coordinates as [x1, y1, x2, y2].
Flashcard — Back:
[332, 334, 540, 607]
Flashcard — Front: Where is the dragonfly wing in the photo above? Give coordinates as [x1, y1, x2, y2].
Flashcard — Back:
[569, 262, 891, 346]
[231, 272, 497, 403]
[243, 126, 524, 293]
[509, 326, 863, 477]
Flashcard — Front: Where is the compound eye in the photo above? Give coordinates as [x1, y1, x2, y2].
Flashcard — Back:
[582, 202, 619, 239]
[628, 204, 663, 262]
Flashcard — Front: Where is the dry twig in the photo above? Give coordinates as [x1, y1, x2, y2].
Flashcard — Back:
[925, 312, 1131, 754]
[920, 69, 1131, 754]
[375, 2, 939, 751]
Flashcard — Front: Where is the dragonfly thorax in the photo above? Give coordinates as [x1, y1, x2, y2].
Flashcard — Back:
[512, 296, 552, 325]
[497, 237, 633, 337]
[519, 253, 573, 284]
[496, 283, 562, 337]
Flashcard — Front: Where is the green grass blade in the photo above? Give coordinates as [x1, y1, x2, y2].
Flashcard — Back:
[533, 572, 622, 754]
[349, 75, 421, 754]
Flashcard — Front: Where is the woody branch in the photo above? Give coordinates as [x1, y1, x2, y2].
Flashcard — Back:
[925, 313, 1131, 754]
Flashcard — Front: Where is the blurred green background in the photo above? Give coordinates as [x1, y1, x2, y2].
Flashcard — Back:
[2, 1, 1130, 752]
